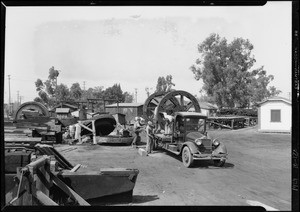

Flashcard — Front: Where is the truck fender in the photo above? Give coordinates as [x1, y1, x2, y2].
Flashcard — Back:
[181, 141, 199, 155]
[213, 142, 227, 154]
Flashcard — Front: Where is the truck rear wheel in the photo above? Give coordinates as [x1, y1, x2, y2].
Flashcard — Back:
[182, 146, 194, 168]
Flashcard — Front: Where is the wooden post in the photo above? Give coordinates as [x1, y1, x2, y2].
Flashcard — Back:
[92, 120, 97, 145]
[35, 191, 58, 205]
[77, 122, 82, 143]
[231, 119, 234, 129]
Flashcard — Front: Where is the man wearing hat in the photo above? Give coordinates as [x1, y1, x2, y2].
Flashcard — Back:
[146, 121, 155, 155]
[132, 116, 142, 147]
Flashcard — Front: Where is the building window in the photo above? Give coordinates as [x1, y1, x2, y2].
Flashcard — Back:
[270, 110, 281, 122]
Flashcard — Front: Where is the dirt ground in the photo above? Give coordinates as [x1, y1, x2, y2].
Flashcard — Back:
[55, 126, 291, 210]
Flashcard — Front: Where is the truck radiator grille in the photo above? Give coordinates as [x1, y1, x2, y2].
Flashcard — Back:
[199, 139, 212, 153]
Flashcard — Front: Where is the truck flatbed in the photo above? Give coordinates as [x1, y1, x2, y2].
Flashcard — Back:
[154, 133, 172, 142]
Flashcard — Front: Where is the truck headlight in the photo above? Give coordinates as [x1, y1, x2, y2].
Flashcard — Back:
[195, 138, 202, 146]
[213, 138, 220, 147]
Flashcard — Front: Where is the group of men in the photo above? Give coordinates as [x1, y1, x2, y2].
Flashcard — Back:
[132, 112, 174, 156]
[131, 117, 155, 155]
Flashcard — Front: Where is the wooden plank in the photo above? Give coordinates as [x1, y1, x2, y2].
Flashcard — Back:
[78, 122, 93, 133]
[70, 164, 81, 172]
[5, 134, 29, 137]
[208, 121, 232, 129]
[5, 137, 42, 142]
[34, 191, 58, 206]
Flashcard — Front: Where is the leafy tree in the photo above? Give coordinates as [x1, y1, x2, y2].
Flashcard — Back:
[155, 75, 175, 92]
[34, 66, 60, 107]
[124, 91, 134, 103]
[190, 33, 280, 108]
[33, 97, 44, 103]
[103, 84, 125, 104]
[70, 83, 83, 100]
[248, 66, 281, 107]
[56, 84, 70, 102]
[269, 86, 282, 97]
[196, 94, 215, 104]
[92, 86, 105, 99]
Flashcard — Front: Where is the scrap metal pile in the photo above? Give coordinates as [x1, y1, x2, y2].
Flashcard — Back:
[4, 101, 139, 206]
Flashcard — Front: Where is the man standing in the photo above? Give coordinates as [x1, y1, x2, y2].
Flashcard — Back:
[132, 117, 142, 147]
[162, 112, 174, 135]
[146, 121, 155, 155]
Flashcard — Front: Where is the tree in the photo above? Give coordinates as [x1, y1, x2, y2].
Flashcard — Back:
[92, 86, 105, 99]
[155, 75, 175, 93]
[70, 83, 83, 100]
[34, 66, 60, 107]
[103, 84, 125, 104]
[190, 33, 280, 108]
[56, 84, 70, 102]
[123, 92, 134, 103]
[248, 66, 281, 107]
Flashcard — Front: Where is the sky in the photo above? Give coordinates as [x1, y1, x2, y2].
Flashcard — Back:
[3, 2, 292, 105]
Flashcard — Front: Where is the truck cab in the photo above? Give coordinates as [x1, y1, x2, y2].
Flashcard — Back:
[153, 112, 227, 167]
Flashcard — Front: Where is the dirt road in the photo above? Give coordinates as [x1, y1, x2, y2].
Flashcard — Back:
[55, 127, 291, 210]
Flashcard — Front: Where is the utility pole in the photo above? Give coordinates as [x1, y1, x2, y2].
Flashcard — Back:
[83, 81, 86, 91]
[20, 96, 23, 105]
[83, 81, 86, 100]
[8, 75, 11, 114]
[135, 88, 138, 103]
[17, 91, 19, 106]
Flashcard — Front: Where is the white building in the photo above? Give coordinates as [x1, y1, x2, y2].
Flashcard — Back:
[257, 97, 291, 133]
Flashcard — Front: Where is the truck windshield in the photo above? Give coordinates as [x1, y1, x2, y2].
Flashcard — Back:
[185, 117, 206, 133]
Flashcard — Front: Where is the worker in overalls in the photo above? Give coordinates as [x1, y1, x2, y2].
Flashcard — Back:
[146, 121, 155, 155]
[132, 117, 142, 148]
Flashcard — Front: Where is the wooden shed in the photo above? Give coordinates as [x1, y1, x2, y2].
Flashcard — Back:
[105, 103, 144, 124]
[55, 108, 71, 119]
[49, 103, 78, 117]
[257, 97, 291, 133]
[199, 102, 218, 117]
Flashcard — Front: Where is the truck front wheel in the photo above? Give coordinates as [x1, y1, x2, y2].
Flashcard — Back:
[213, 159, 225, 167]
[182, 146, 194, 168]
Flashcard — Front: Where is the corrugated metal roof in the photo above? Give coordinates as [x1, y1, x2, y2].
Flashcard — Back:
[199, 102, 218, 110]
[106, 103, 144, 108]
[50, 103, 78, 112]
[55, 108, 70, 113]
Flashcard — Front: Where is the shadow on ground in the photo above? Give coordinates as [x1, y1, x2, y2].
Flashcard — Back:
[132, 195, 160, 204]
[160, 150, 234, 169]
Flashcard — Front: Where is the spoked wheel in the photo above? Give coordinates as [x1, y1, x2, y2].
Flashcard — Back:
[143, 91, 167, 121]
[143, 90, 201, 129]
[213, 159, 226, 167]
[13, 101, 49, 121]
[182, 146, 194, 168]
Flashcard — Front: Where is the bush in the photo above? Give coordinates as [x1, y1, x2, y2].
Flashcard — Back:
[217, 108, 257, 117]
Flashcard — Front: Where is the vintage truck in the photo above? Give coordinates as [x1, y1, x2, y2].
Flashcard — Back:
[153, 111, 227, 167]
